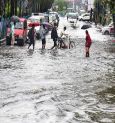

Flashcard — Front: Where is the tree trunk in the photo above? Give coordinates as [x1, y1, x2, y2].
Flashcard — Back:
[8, 0, 10, 17]
[32, 0, 35, 12]
[19, 0, 22, 17]
[14, 0, 17, 15]
[0, 0, 2, 15]
[10, 0, 14, 16]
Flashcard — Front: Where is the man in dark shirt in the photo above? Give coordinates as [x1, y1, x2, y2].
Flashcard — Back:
[28, 24, 35, 50]
[51, 23, 58, 49]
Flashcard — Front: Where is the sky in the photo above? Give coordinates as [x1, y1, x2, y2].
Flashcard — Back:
[82, 0, 94, 10]
[65, 0, 94, 11]
[88, 0, 94, 10]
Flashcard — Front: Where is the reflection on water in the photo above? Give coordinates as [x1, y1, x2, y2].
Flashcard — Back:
[0, 36, 115, 123]
[97, 86, 115, 104]
[27, 49, 34, 56]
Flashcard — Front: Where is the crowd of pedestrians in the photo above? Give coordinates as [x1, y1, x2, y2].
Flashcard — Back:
[27, 22, 92, 57]
[0, 16, 92, 57]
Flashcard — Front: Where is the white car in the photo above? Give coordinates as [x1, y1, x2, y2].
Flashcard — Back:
[79, 13, 90, 21]
[102, 22, 114, 35]
[66, 12, 78, 28]
[67, 12, 78, 28]
[67, 12, 78, 22]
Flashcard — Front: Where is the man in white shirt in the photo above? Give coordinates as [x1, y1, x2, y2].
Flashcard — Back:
[59, 26, 69, 48]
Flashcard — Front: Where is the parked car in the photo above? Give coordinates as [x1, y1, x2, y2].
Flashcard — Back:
[95, 24, 103, 32]
[6, 18, 27, 46]
[102, 22, 114, 35]
[79, 13, 90, 21]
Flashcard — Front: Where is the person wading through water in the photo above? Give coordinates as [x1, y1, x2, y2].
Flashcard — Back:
[28, 24, 36, 50]
[51, 23, 58, 49]
[40, 24, 46, 49]
[85, 30, 92, 57]
[59, 26, 69, 49]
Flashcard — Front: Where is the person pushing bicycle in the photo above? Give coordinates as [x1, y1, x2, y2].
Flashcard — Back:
[59, 26, 69, 48]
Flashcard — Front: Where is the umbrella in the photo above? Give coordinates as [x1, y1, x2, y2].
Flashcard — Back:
[42, 22, 52, 27]
[81, 24, 91, 29]
[28, 22, 40, 27]
[11, 15, 20, 23]
[42, 22, 53, 30]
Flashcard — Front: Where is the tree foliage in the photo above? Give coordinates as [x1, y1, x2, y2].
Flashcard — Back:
[94, 0, 106, 24]
[94, 0, 115, 14]
[101, 0, 115, 13]
[0, 0, 54, 17]
[94, 0, 115, 23]
[31, 0, 54, 13]
[94, 0, 115, 36]
[54, 0, 67, 11]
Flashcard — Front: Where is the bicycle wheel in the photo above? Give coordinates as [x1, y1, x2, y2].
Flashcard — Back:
[57, 38, 61, 49]
[69, 41, 75, 49]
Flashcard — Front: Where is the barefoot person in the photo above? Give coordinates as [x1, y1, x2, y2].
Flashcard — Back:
[28, 24, 36, 50]
[51, 23, 58, 49]
[40, 24, 46, 49]
[59, 26, 68, 48]
[85, 30, 92, 57]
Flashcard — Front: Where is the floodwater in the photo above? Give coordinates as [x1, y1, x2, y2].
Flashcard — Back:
[0, 18, 115, 123]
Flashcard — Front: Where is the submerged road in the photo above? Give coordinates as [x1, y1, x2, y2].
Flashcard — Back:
[0, 17, 115, 123]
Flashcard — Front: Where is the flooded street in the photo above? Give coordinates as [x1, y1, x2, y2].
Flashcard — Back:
[0, 18, 115, 123]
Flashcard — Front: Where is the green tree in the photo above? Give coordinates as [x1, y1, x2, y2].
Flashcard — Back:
[1, 0, 54, 17]
[54, 0, 67, 11]
[31, 0, 54, 13]
[101, 0, 115, 36]
[94, 0, 106, 24]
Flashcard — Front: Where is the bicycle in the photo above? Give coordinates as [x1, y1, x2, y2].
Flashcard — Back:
[57, 36, 76, 49]
[68, 36, 76, 49]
